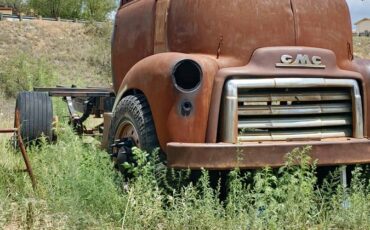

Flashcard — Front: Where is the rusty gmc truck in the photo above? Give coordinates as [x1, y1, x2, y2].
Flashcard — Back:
[15, 0, 370, 170]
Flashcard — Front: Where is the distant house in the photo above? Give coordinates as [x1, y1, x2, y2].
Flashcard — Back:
[355, 18, 370, 36]
[0, 7, 12, 15]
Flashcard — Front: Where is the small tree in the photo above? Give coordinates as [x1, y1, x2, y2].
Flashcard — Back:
[29, 0, 83, 19]
[28, 0, 116, 20]
[30, 0, 83, 18]
[83, 0, 116, 21]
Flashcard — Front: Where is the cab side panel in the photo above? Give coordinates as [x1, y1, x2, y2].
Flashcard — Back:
[292, 0, 353, 68]
[112, 0, 156, 92]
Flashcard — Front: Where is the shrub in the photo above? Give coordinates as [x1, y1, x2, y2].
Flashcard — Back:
[0, 53, 56, 98]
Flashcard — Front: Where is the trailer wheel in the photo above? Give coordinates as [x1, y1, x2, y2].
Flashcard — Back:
[15, 92, 53, 144]
[108, 95, 159, 170]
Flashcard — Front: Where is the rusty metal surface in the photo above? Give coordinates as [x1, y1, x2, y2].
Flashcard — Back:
[0, 128, 17, 133]
[34, 87, 114, 97]
[167, 139, 370, 169]
[167, 0, 295, 67]
[15, 111, 37, 190]
[112, 0, 370, 167]
[154, 0, 170, 53]
[166, 0, 352, 69]
[112, 0, 156, 92]
[114, 53, 219, 149]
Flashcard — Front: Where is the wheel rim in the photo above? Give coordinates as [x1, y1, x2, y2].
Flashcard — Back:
[115, 121, 140, 147]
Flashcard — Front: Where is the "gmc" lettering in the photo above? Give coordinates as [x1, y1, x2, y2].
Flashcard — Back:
[276, 54, 326, 69]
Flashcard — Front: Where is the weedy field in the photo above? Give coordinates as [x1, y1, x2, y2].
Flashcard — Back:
[0, 126, 369, 229]
[0, 21, 370, 229]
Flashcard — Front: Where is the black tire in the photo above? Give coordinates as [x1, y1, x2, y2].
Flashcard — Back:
[15, 92, 53, 144]
[108, 94, 159, 166]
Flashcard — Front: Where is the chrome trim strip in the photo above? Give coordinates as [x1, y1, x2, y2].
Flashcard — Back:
[238, 128, 351, 142]
[276, 63, 326, 69]
[238, 115, 352, 129]
[221, 78, 364, 143]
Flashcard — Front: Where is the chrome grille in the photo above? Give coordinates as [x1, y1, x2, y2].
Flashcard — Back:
[221, 78, 363, 143]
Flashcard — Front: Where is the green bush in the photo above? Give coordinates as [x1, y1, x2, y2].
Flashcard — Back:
[0, 53, 56, 98]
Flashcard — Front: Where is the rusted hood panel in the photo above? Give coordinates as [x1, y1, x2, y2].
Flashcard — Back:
[168, 0, 296, 66]
[167, 0, 352, 68]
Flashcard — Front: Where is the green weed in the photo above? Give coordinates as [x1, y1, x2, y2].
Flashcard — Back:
[0, 119, 369, 229]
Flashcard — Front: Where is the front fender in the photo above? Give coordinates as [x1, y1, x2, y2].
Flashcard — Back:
[114, 52, 219, 150]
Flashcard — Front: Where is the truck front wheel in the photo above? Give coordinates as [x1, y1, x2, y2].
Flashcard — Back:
[108, 95, 159, 170]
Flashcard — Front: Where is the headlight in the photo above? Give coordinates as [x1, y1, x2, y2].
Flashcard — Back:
[172, 59, 202, 92]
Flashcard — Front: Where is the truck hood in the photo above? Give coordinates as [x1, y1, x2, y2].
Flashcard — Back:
[167, 0, 353, 69]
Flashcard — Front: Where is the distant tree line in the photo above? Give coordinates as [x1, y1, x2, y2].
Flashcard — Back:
[0, 0, 117, 21]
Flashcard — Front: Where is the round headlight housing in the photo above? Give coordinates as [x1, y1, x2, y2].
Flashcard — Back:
[172, 59, 202, 92]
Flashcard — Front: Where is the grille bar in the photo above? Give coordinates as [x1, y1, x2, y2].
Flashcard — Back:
[238, 115, 352, 129]
[221, 78, 364, 143]
[238, 91, 351, 102]
[238, 103, 351, 116]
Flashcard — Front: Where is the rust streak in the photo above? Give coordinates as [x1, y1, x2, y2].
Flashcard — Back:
[216, 35, 223, 59]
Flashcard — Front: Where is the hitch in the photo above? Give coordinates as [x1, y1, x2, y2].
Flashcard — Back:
[111, 138, 135, 164]
[111, 138, 135, 157]
[110, 138, 136, 171]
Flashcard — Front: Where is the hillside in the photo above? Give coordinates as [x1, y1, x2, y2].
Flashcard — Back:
[0, 20, 112, 86]
[0, 20, 112, 125]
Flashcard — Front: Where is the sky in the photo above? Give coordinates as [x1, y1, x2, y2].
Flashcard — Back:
[347, 0, 370, 26]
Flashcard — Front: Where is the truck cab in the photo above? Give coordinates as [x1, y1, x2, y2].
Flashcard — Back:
[110, 0, 370, 169]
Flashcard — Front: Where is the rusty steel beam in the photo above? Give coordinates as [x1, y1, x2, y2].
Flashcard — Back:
[0, 128, 17, 133]
[34, 87, 114, 97]
[15, 111, 37, 190]
[0, 112, 37, 190]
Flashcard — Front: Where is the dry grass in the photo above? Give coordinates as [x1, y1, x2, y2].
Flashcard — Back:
[0, 20, 112, 88]
[0, 97, 14, 127]
[353, 36, 370, 59]
[0, 20, 112, 119]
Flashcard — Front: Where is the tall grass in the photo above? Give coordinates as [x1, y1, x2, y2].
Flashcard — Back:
[0, 52, 57, 98]
[0, 124, 369, 229]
